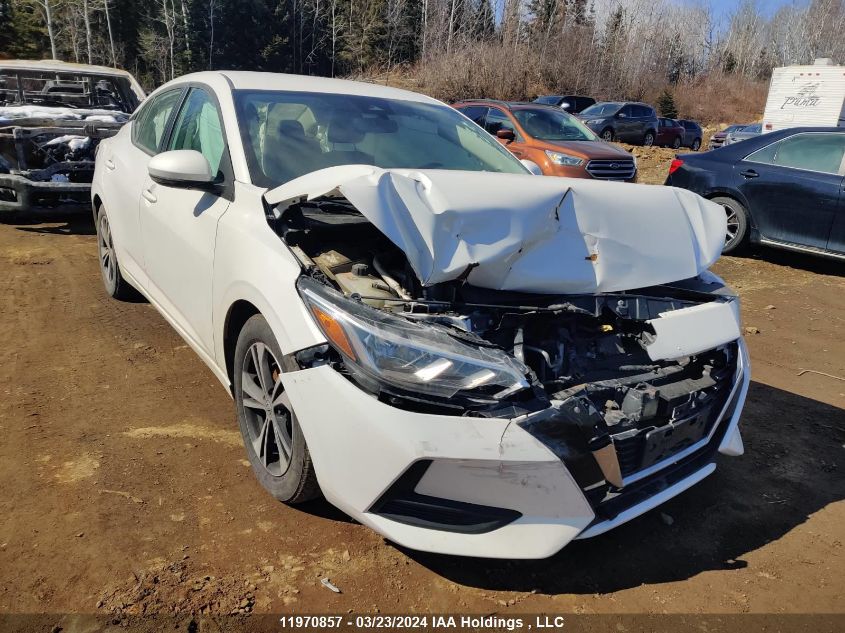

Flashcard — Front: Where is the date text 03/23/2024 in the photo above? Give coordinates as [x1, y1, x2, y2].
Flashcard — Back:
[278, 615, 568, 630]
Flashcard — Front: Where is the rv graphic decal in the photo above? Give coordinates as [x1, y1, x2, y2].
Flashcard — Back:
[782, 82, 821, 108]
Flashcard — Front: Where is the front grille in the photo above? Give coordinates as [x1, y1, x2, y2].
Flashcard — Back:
[586, 159, 636, 180]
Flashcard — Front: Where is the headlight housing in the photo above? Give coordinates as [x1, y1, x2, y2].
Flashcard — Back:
[587, 119, 603, 126]
[545, 149, 584, 167]
[297, 277, 530, 401]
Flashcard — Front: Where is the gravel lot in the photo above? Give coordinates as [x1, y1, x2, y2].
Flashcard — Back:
[0, 178, 842, 627]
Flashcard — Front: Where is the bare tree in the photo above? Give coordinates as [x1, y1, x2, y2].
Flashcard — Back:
[22, 0, 60, 59]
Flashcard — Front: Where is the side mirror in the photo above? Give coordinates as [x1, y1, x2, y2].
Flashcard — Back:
[148, 150, 214, 189]
[496, 128, 515, 141]
[616, 112, 627, 119]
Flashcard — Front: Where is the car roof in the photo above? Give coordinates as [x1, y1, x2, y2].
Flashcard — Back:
[0, 59, 136, 78]
[182, 70, 443, 105]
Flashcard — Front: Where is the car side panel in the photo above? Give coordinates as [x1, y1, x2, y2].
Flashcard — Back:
[211, 181, 326, 387]
[738, 162, 839, 249]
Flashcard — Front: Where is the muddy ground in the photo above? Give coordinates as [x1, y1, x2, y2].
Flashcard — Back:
[0, 173, 843, 629]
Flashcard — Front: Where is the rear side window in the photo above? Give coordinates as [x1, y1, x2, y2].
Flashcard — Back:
[167, 87, 227, 177]
[133, 89, 182, 154]
[634, 105, 654, 118]
[458, 106, 488, 126]
[747, 133, 845, 175]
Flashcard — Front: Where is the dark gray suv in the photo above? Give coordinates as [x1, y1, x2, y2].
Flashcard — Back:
[577, 102, 659, 146]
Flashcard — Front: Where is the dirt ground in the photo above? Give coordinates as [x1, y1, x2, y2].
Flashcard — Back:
[0, 193, 843, 628]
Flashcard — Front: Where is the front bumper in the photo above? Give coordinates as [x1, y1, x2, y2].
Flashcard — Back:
[0, 173, 91, 214]
[280, 340, 750, 559]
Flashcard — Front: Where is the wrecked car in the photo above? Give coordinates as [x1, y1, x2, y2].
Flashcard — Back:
[0, 60, 144, 216]
[91, 72, 749, 559]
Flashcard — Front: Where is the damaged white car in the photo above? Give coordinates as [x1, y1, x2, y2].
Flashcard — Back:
[0, 60, 144, 216]
[91, 72, 750, 559]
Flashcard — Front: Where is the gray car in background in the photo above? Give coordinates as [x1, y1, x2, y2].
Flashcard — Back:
[577, 101, 660, 146]
[724, 122, 763, 146]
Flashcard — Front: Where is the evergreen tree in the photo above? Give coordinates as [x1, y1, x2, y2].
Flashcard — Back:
[657, 88, 678, 118]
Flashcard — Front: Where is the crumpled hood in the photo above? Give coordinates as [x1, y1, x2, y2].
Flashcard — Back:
[266, 165, 726, 294]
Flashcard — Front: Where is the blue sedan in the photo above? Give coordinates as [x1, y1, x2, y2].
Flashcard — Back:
[665, 127, 845, 258]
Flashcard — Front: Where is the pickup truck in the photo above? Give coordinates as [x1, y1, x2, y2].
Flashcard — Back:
[0, 59, 145, 217]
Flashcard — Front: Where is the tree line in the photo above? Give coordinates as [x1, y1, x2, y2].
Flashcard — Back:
[1, 0, 843, 121]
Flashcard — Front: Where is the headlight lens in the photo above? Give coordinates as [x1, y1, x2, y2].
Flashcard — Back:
[297, 277, 530, 400]
[545, 149, 584, 167]
[587, 119, 603, 125]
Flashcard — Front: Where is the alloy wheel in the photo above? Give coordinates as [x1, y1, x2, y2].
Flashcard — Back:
[602, 130, 613, 142]
[97, 214, 116, 288]
[644, 133, 654, 147]
[724, 204, 740, 246]
[240, 342, 294, 477]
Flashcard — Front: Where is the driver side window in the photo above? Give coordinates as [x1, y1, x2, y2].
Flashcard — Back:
[167, 87, 227, 178]
[133, 89, 182, 154]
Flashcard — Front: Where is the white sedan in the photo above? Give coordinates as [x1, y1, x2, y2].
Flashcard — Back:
[91, 71, 749, 559]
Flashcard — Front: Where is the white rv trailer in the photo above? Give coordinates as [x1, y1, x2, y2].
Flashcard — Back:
[762, 58, 845, 132]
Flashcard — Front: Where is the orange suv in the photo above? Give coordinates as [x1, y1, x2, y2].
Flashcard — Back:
[453, 100, 637, 181]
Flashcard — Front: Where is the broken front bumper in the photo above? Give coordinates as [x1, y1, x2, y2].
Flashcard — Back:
[0, 172, 91, 214]
[280, 340, 750, 559]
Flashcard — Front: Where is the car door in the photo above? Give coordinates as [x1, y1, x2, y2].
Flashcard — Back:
[139, 86, 233, 355]
[99, 88, 183, 285]
[738, 132, 845, 249]
[484, 107, 529, 159]
[615, 105, 637, 142]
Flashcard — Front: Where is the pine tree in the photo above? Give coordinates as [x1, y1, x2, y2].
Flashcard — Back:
[657, 88, 678, 118]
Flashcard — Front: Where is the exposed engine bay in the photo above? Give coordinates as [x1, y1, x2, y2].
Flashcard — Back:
[273, 193, 741, 498]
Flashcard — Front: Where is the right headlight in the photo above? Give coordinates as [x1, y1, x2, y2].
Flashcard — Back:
[296, 277, 530, 401]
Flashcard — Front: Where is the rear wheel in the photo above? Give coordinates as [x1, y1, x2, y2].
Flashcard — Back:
[691, 138, 701, 151]
[711, 196, 749, 254]
[672, 136, 682, 149]
[600, 128, 614, 142]
[233, 314, 320, 504]
[643, 131, 655, 146]
[96, 205, 136, 300]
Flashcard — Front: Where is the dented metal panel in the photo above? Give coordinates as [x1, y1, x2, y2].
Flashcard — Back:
[266, 165, 727, 294]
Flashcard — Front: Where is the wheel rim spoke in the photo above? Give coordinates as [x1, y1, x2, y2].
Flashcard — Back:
[241, 341, 293, 477]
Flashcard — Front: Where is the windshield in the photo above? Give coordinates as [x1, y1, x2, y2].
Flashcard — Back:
[580, 102, 621, 117]
[512, 108, 597, 141]
[742, 123, 762, 133]
[534, 96, 560, 105]
[234, 90, 528, 187]
[724, 125, 746, 133]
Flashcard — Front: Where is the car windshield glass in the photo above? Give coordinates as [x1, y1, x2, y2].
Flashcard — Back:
[234, 90, 528, 187]
[724, 125, 746, 133]
[512, 108, 597, 141]
[534, 96, 559, 105]
[743, 123, 762, 133]
[580, 103, 620, 117]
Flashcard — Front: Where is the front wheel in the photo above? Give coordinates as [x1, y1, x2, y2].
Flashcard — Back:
[234, 314, 320, 504]
[96, 205, 137, 300]
[643, 131, 655, 146]
[691, 138, 701, 151]
[711, 196, 749, 254]
[600, 128, 614, 142]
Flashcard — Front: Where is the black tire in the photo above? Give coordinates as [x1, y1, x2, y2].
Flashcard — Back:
[672, 136, 682, 149]
[692, 138, 701, 151]
[600, 128, 614, 142]
[233, 314, 320, 504]
[711, 196, 749, 254]
[96, 205, 137, 300]
[643, 131, 655, 146]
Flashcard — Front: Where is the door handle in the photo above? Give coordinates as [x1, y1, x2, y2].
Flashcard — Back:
[740, 169, 759, 178]
[105, 159, 115, 170]
[142, 188, 157, 204]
